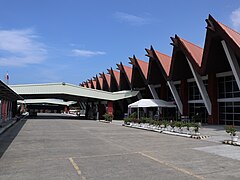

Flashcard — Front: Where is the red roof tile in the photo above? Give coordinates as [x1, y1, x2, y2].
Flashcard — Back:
[98, 77, 103, 90]
[135, 58, 148, 80]
[112, 70, 120, 86]
[104, 74, 111, 88]
[87, 82, 91, 88]
[153, 49, 172, 76]
[218, 21, 240, 48]
[178, 37, 203, 67]
[92, 80, 96, 89]
[123, 65, 132, 83]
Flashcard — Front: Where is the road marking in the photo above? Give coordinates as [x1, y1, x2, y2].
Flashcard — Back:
[69, 157, 81, 175]
[139, 152, 205, 180]
[82, 176, 87, 180]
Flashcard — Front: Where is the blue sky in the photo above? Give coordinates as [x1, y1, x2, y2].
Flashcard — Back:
[0, 0, 239, 85]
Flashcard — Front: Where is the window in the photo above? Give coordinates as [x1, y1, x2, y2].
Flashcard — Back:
[219, 102, 240, 125]
[218, 75, 240, 98]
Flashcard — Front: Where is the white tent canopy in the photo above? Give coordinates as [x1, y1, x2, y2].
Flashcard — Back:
[128, 99, 176, 108]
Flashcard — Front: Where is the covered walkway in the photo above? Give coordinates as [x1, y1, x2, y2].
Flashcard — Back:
[10, 82, 139, 119]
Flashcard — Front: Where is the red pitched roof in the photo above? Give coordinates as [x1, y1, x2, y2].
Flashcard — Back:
[153, 49, 172, 76]
[123, 65, 132, 83]
[218, 21, 240, 48]
[92, 80, 96, 89]
[87, 82, 91, 88]
[98, 77, 103, 90]
[178, 37, 203, 67]
[135, 59, 148, 79]
[104, 74, 111, 88]
[112, 70, 120, 86]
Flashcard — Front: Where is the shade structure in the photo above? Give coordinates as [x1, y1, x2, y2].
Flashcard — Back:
[128, 99, 176, 108]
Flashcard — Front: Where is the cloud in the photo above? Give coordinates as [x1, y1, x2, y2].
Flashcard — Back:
[231, 8, 240, 30]
[0, 28, 47, 66]
[114, 12, 150, 26]
[71, 49, 106, 57]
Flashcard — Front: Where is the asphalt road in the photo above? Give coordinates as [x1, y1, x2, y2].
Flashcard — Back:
[0, 114, 240, 180]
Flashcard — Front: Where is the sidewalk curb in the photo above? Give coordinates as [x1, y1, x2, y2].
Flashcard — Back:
[0, 120, 17, 135]
[122, 124, 210, 140]
[0, 115, 28, 135]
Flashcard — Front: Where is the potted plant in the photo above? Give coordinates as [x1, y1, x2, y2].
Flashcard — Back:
[225, 125, 238, 142]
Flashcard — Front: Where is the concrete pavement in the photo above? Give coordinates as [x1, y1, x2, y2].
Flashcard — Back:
[0, 115, 240, 179]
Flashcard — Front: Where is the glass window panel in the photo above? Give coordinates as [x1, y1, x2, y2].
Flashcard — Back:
[233, 81, 239, 92]
[226, 107, 233, 113]
[234, 92, 240, 98]
[234, 107, 240, 113]
[234, 114, 240, 121]
[226, 82, 232, 92]
[226, 93, 233, 98]
[219, 114, 225, 120]
[218, 77, 224, 83]
[234, 102, 240, 106]
[225, 76, 233, 81]
[220, 107, 225, 112]
[218, 83, 224, 93]
[226, 114, 233, 120]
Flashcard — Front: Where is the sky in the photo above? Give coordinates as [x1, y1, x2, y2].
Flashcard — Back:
[0, 0, 239, 85]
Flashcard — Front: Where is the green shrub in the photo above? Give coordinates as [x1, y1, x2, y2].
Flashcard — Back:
[225, 125, 237, 136]
[124, 118, 133, 124]
[102, 113, 113, 121]
[161, 120, 169, 128]
[129, 112, 137, 119]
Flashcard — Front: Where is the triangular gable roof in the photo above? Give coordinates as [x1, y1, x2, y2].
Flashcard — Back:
[100, 72, 110, 91]
[146, 46, 172, 77]
[112, 70, 120, 86]
[178, 36, 203, 67]
[87, 82, 92, 88]
[107, 68, 120, 91]
[129, 56, 148, 80]
[88, 79, 95, 89]
[79, 83, 84, 87]
[153, 49, 172, 76]
[218, 21, 240, 49]
[116, 63, 132, 90]
[105, 74, 111, 89]
[92, 80, 97, 89]
[122, 64, 132, 83]
[94, 75, 102, 90]
[169, 35, 203, 81]
[201, 14, 240, 74]
[136, 59, 148, 80]
[98, 76, 103, 90]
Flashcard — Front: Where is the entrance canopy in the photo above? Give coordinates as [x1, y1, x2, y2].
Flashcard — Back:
[128, 99, 176, 108]
[10, 82, 139, 102]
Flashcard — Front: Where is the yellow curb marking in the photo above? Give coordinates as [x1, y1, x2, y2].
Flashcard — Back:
[69, 157, 81, 175]
[139, 152, 205, 180]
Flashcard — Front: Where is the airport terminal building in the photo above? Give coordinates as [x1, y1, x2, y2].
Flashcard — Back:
[80, 15, 240, 125]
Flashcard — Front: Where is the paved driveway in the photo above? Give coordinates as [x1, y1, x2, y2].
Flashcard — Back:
[0, 115, 240, 180]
